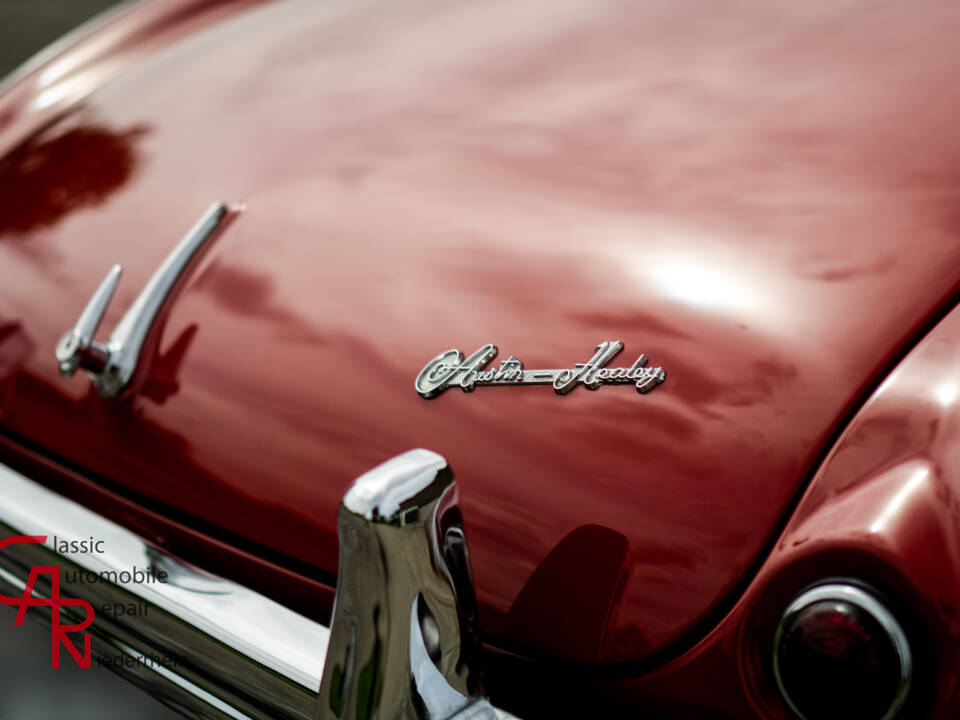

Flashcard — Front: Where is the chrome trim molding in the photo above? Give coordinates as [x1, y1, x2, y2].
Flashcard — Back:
[56, 202, 236, 397]
[772, 582, 913, 720]
[0, 459, 326, 720]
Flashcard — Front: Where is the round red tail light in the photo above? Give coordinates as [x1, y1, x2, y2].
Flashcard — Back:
[773, 583, 912, 720]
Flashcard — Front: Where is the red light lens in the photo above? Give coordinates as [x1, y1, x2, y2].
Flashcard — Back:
[775, 591, 909, 720]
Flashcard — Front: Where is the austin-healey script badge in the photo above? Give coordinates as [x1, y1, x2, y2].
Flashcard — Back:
[415, 341, 666, 398]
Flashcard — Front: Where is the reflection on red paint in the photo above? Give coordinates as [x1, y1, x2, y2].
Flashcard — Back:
[0, 124, 147, 237]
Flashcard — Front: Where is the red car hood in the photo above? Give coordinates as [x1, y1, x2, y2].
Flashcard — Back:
[2, 0, 960, 664]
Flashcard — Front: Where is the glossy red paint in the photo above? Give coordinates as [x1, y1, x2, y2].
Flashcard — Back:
[2, 0, 960, 686]
[533, 290, 960, 718]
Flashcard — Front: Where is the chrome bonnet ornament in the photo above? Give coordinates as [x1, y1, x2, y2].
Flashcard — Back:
[317, 449, 498, 720]
[55, 203, 236, 398]
[415, 341, 665, 399]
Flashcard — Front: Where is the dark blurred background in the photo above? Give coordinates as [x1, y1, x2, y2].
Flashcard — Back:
[0, 0, 122, 79]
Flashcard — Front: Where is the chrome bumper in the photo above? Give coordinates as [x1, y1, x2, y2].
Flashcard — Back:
[0, 451, 517, 720]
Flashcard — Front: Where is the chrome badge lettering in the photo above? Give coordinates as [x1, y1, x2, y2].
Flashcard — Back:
[415, 341, 665, 398]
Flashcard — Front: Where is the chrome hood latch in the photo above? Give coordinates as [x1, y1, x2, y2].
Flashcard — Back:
[55, 202, 233, 398]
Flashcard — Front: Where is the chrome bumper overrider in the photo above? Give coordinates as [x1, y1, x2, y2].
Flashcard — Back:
[0, 451, 517, 720]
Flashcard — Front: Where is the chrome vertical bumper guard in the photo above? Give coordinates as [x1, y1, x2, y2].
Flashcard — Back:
[0, 451, 516, 720]
[317, 449, 496, 720]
